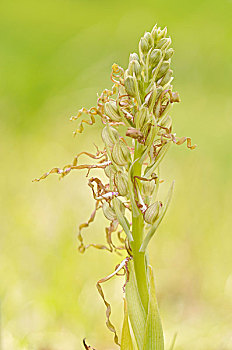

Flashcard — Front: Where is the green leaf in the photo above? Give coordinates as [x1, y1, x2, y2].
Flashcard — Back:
[144, 143, 171, 179]
[125, 260, 146, 350]
[121, 299, 134, 350]
[140, 181, 174, 252]
[142, 266, 164, 350]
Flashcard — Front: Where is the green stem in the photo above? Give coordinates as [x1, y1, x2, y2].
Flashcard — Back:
[131, 141, 149, 312]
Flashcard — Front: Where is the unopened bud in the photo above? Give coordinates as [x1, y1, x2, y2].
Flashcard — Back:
[112, 140, 131, 166]
[135, 106, 150, 129]
[151, 25, 159, 44]
[128, 60, 141, 77]
[129, 53, 140, 62]
[156, 61, 170, 80]
[156, 37, 171, 50]
[144, 32, 152, 46]
[104, 100, 121, 122]
[124, 75, 136, 97]
[114, 171, 128, 196]
[164, 48, 174, 60]
[142, 180, 156, 197]
[101, 126, 119, 148]
[160, 69, 173, 86]
[149, 49, 162, 67]
[104, 164, 117, 178]
[102, 202, 117, 221]
[139, 37, 149, 54]
[158, 27, 167, 40]
[144, 201, 161, 224]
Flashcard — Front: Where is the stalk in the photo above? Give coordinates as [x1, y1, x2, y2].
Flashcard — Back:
[131, 141, 149, 312]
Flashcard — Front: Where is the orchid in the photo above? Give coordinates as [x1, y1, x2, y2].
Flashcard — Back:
[34, 24, 196, 350]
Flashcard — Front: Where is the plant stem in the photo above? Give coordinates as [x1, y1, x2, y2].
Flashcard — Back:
[131, 141, 149, 312]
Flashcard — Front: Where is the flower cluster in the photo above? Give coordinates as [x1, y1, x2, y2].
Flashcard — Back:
[34, 25, 195, 253]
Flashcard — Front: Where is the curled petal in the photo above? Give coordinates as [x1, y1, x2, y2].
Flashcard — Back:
[105, 220, 126, 253]
[78, 201, 101, 253]
[72, 150, 107, 166]
[175, 136, 197, 150]
[111, 63, 124, 84]
[33, 163, 110, 182]
[33, 167, 63, 182]
[96, 257, 132, 347]
[71, 107, 98, 135]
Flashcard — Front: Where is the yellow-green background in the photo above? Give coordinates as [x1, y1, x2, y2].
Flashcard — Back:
[1, 0, 231, 349]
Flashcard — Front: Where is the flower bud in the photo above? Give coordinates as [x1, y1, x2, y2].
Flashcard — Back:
[104, 164, 117, 178]
[102, 202, 117, 221]
[142, 180, 156, 197]
[112, 140, 131, 166]
[144, 32, 152, 46]
[128, 60, 141, 77]
[114, 171, 128, 196]
[144, 201, 161, 224]
[149, 49, 162, 67]
[124, 75, 136, 97]
[139, 37, 149, 54]
[160, 69, 173, 86]
[164, 48, 174, 60]
[157, 27, 167, 40]
[103, 199, 125, 221]
[135, 106, 150, 129]
[129, 53, 140, 62]
[156, 38, 171, 50]
[104, 100, 121, 122]
[101, 126, 119, 148]
[151, 25, 159, 44]
[156, 61, 170, 80]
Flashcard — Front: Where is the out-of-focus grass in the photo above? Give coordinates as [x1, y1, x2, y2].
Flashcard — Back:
[0, 0, 232, 349]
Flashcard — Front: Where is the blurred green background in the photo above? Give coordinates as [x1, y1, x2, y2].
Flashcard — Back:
[0, 0, 232, 349]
